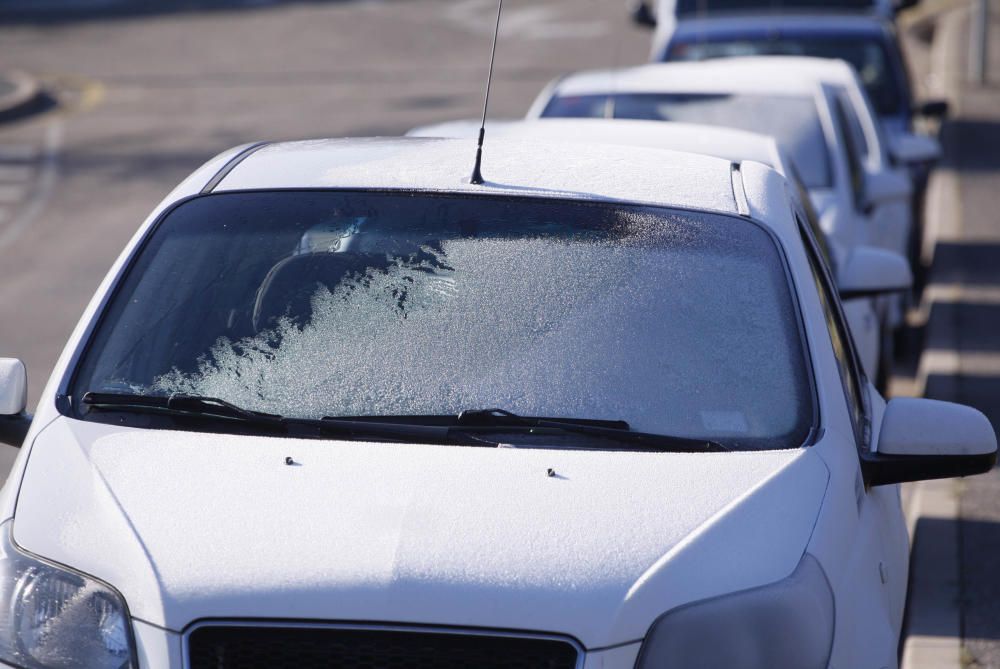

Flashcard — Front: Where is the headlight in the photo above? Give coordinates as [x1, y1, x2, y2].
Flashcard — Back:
[0, 520, 135, 669]
[635, 553, 834, 669]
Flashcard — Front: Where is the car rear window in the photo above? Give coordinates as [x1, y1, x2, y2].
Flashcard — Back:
[72, 191, 814, 451]
[666, 36, 904, 116]
[541, 92, 833, 189]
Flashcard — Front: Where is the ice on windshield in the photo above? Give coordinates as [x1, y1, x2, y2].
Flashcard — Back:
[74, 192, 813, 449]
[151, 233, 796, 440]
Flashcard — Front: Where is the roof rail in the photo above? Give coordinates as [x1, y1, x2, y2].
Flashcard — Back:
[730, 163, 750, 217]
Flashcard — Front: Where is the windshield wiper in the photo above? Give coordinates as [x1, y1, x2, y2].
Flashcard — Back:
[374, 408, 728, 452]
[458, 409, 728, 452]
[82, 392, 283, 424]
[80, 392, 490, 445]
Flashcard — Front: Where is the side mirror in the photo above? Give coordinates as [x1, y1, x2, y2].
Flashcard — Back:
[631, 0, 657, 27]
[862, 170, 911, 213]
[915, 99, 949, 119]
[0, 358, 30, 448]
[862, 398, 998, 486]
[838, 246, 912, 300]
[889, 133, 941, 166]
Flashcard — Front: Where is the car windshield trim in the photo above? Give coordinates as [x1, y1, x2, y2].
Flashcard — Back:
[78, 393, 727, 452]
[59, 190, 819, 452]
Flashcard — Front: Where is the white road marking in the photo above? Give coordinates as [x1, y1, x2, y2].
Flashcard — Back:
[445, 0, 608, 40]
[0, 121, 63, 252]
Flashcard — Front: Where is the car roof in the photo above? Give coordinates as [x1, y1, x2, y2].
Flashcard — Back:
[543, 59, 826, 98]
[211, 136, 744, 216]
[669, 12, 889, 40]
[407, 118, 788, 176]
[678, 56, 864, 93]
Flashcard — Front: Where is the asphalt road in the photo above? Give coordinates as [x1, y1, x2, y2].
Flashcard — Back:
[0, 0, 650, 409]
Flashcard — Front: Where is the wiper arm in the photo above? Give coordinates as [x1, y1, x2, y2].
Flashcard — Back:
[82, 392, 283, 424]
[80, 392, 492, 446]
[457, 408, 630, 430]
[453, 408, 728, 453]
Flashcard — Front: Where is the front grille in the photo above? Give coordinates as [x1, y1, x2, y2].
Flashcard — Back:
[187, 625, 581, 669]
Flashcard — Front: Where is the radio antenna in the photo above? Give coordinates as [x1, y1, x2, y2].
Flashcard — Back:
[470, 0, 504, 185]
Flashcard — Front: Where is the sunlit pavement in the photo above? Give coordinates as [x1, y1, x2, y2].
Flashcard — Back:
[0, 0, 649, 410]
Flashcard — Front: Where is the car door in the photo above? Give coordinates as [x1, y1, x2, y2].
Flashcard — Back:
[799, 219, 902, 666]
[791, 172, 881, 380]
[827, 88, 907, 378]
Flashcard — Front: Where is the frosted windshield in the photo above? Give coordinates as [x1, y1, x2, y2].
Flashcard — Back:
[666, 37, 903, 116]
[73, 192, 813, 450]
[542, 92, 832, 189]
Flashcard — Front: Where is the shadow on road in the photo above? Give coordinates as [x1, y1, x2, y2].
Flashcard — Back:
[907, 515, 1000, 642]
[931, 242, 1000, 286]
[940, 118, 1000, 173]
[925, 375, 1000, 429]
[0, 0, 361, 25]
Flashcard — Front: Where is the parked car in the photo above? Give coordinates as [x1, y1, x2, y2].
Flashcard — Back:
[0, 136, 994, 669]
[632, 0, 918, 59]
[529, 58, 912, 381]
[408, 116, 884, 380]
[657, 14, 947, 275]
[708, 56, 937, 277]
[656, 13, 947, 140]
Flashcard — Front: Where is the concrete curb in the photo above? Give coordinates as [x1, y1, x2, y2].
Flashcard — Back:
[899, 6, 970, 669]
[0, 70, 43, 123]
[901, 479, 963, 669]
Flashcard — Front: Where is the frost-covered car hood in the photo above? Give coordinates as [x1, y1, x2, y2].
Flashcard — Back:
[13, 418, 829, 648]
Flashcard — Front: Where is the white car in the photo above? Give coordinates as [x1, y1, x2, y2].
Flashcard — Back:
[408, 117, 885, 379]
[657, 21, 945, 268]
[726, 56, 935, 268]
[528, 58, 913, 381]
[0, 137, 995, 669]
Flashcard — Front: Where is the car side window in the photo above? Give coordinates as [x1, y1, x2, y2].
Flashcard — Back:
[788, 167, 836, 276]
[838, 89, 871, 161]
[831, 96, 867, 213]
[798, 217, 869, 448]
